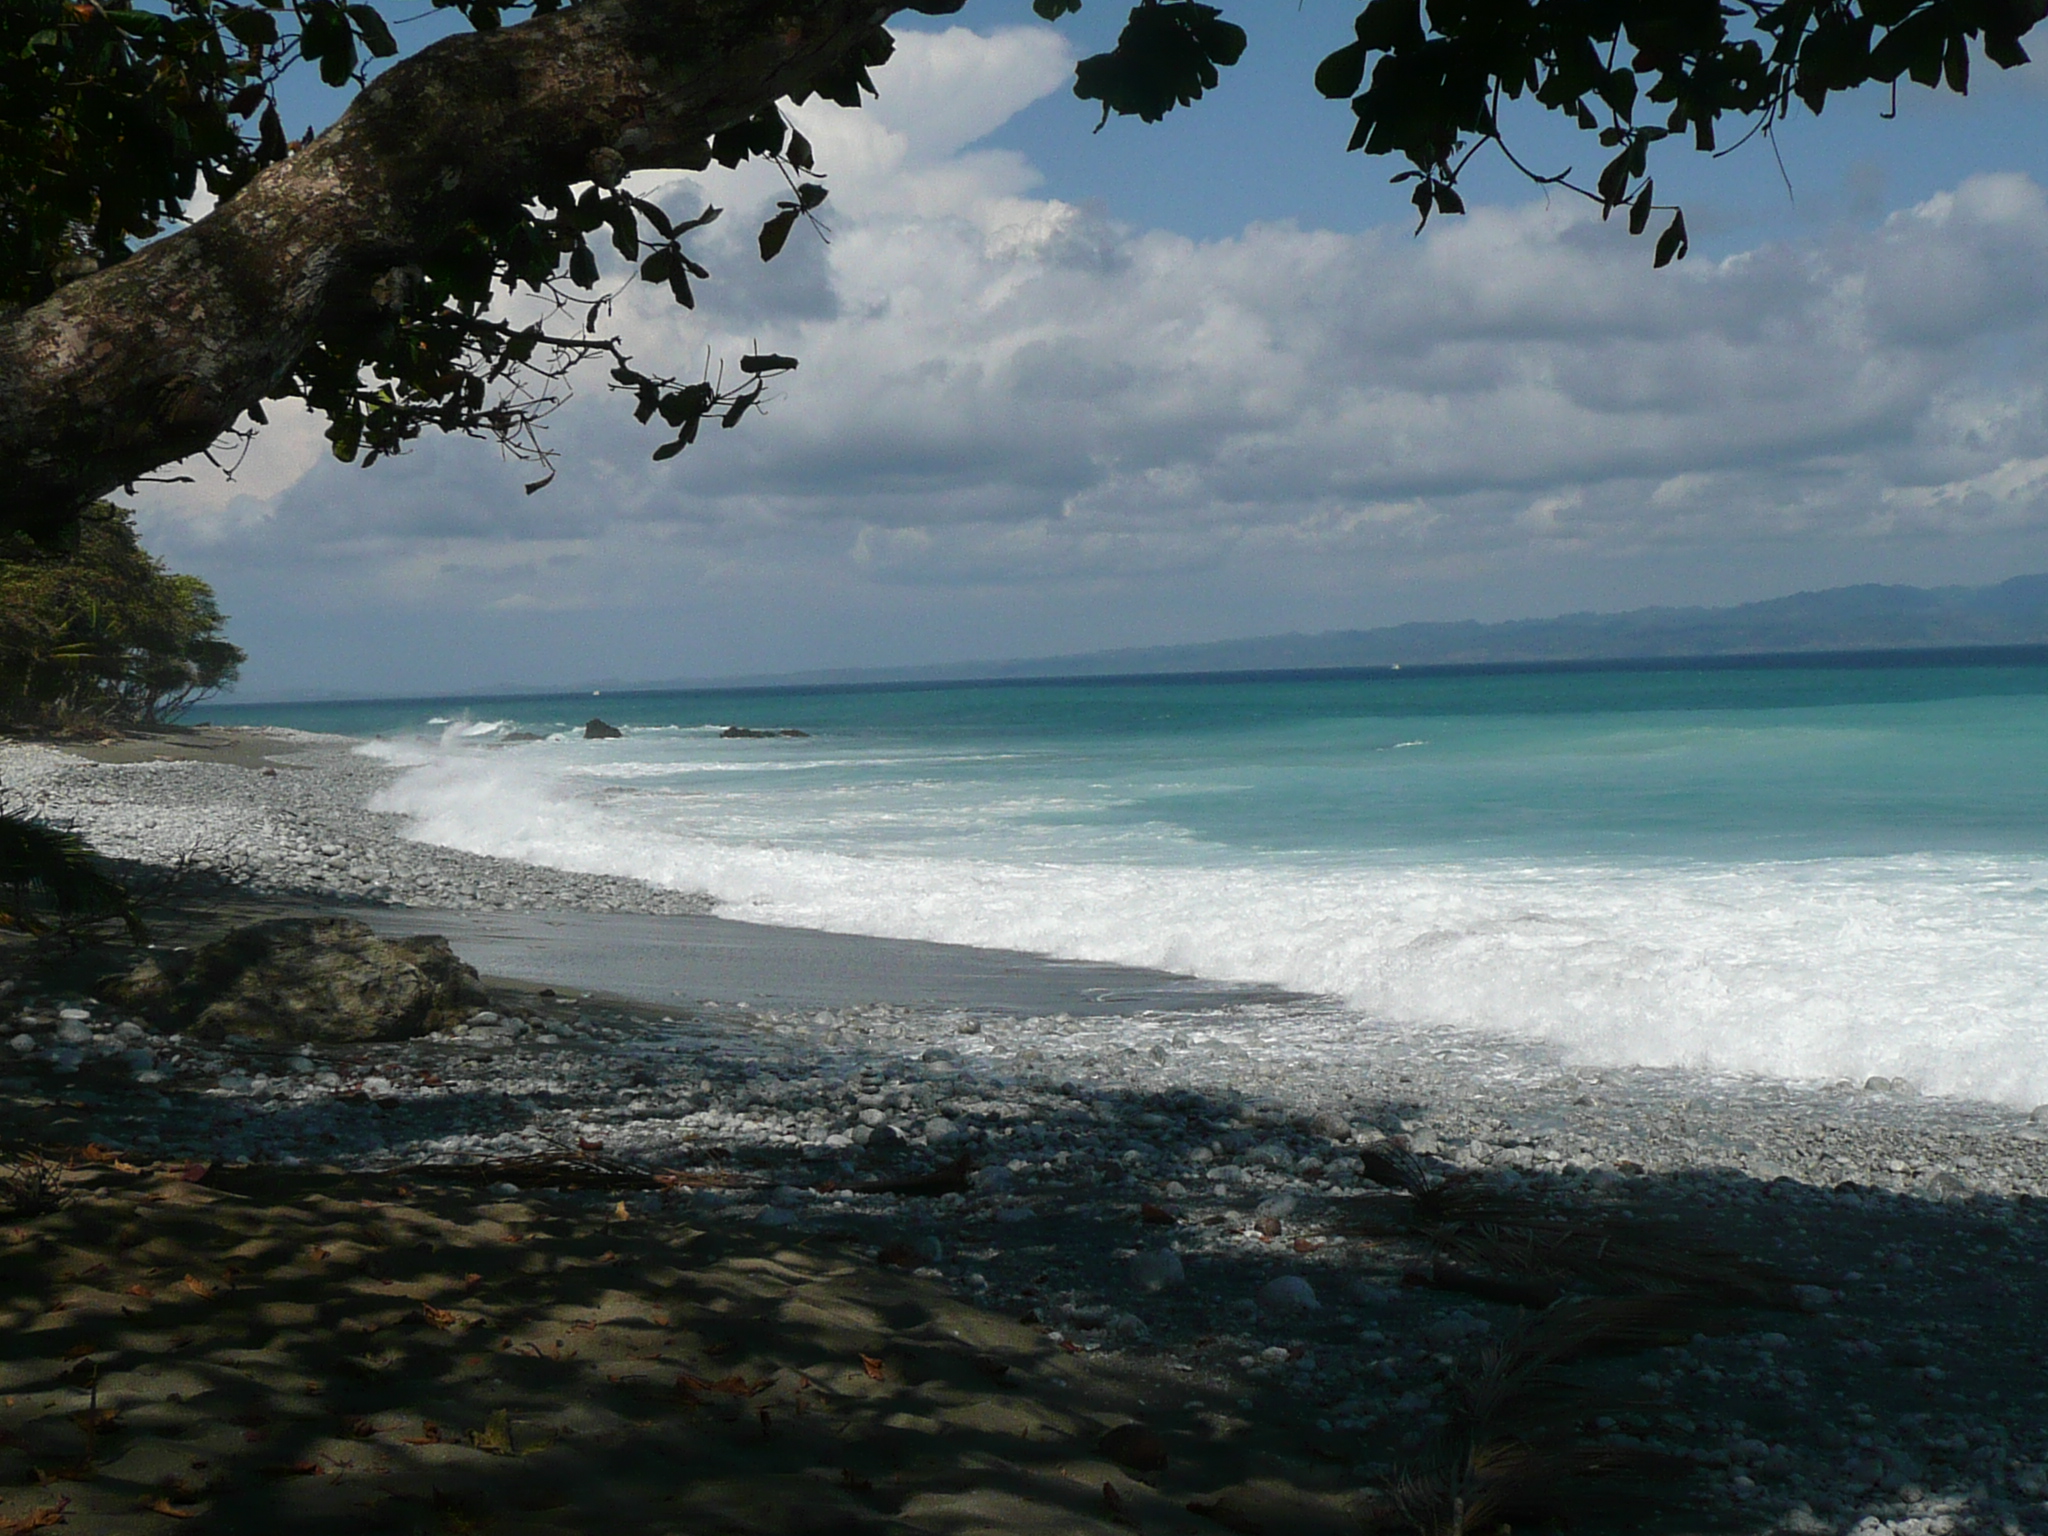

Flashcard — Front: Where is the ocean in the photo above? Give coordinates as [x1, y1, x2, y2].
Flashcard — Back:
[209, 652, 2048, 1106]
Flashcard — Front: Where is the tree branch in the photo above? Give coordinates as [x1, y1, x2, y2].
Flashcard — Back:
[0, 0, 937, 540]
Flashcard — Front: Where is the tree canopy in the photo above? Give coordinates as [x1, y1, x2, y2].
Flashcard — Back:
[0, 503, 245, 731]
[1, 0, 2040, 545]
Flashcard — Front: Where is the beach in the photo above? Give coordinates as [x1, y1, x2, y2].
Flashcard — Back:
[3, 727, 2048, 1535]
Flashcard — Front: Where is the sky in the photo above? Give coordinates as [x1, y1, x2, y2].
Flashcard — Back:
[130, 1, 2048, 699]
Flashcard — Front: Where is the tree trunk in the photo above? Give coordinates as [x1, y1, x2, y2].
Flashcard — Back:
[0, 0, 936, 542]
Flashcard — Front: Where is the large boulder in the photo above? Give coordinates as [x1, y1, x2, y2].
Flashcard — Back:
[583, 717, 623, 739]
[102, 917, 489, 1043]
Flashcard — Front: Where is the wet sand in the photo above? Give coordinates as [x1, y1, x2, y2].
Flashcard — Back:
[357, 905, 1299, 1018]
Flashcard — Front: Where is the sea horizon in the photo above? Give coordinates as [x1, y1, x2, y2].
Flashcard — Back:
[204, 638, 2048, 712]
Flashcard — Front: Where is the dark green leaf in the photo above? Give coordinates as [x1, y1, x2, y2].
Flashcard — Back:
[1653, 208, 1689, 267]
[1628, 180, 1654, 236]
[1354, 0, 1422, 53]
[757, 206, 800, 262]
[346, 5, 397, 57]
[1315, 41, 1367, 100]
[632, 198, 676, 241]
[222, 7, 278, 47]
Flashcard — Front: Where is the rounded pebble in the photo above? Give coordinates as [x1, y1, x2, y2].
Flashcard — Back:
[1257, 1275, 1319, 1314]
[1128, 1248, 1185, 1293]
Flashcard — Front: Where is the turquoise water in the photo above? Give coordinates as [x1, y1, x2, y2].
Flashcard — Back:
[208, 656, 2048, 1102]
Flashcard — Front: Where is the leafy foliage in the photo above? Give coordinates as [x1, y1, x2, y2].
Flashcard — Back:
[1071, 2, 1247, 125]
[1060, 0, 2043, 259]
[1313, 0, 2045, 251]
[5, 0, 2040, 502]
[0, 805, 138, 938]
[1, 0, 840, 487]
[0, 505, 245, 731]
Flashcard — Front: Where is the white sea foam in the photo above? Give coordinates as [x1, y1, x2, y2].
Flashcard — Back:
[361, 740, 2048, 1107]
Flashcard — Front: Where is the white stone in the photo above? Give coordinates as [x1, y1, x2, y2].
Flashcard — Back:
[55, 1019, 91, 1046]
[7, 1033, 34, 1054]
[924, 1116, 957, 1142]
[1128, 1248, 1185, 1293]
[1258, 1275, 1320, 1315]
[57, 1008, 90, 1022]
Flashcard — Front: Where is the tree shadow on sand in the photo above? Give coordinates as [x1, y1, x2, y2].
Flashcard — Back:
[2, 1069, 2044, 1536]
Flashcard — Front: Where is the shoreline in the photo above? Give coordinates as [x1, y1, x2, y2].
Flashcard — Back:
[5, 728, 2048, 1533]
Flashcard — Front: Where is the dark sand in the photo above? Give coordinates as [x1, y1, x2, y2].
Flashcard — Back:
[0, 1159, 1355, 1536]
[10, 726, 307, 773]
[356, 906, 1299, 1019]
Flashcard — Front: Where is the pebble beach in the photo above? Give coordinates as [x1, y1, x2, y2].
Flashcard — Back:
[4, 727, 2048, 1535]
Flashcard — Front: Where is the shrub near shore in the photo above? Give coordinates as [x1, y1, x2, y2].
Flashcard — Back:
[0, 503, 245, 936]
[0, 503, 243, 735]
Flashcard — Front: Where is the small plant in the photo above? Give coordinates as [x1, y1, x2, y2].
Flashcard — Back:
[1370, 1297, 1705, 1534]
[0, 1151, 67, 1216]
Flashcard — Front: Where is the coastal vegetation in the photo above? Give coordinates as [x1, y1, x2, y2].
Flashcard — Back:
[0, 504, 244, 734]
[0, 504, 240, 936]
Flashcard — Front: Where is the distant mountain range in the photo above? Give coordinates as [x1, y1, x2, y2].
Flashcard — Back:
[234, 575, 2048, 703]
[705, 573, 2048, 689]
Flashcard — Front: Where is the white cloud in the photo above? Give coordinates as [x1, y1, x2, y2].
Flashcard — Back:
[129, 24, 2048, 691]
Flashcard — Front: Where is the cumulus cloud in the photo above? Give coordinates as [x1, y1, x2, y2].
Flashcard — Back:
[130, 24, 2048, 690]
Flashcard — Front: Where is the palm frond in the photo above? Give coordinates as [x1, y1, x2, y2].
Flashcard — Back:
[0, 808, 138, 937]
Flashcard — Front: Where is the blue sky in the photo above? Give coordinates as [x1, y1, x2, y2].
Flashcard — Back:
[971, 1, 2048, 247]
[135, 2, 2048, 698]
